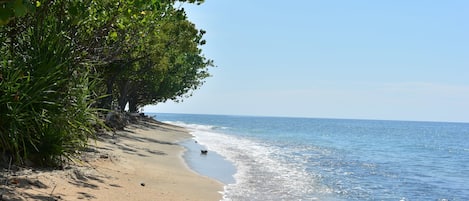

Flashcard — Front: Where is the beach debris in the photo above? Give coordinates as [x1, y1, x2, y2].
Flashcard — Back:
[140, 182, 145, 187]
[50, 184, 57, 197]
[105, 112, 126, 130]
[200, 150, 208, 155]
[9, 178, 19, 185]
[28, 179, 46, 188]
[99, 154, 109, 159]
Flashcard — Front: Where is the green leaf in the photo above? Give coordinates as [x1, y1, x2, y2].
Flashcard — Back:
[0, 19, 9, 26]
[13, 0, 27, 17]
[110, 31, 118, 39]
[117, 22, 125, 29]
[0, 8, 14, 25]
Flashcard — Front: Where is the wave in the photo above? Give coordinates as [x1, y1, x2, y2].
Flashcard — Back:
[167, 121, 336, 201]
[160, 114, 469, 200]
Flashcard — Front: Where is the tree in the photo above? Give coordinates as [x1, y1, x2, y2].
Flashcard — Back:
[0, 0, 212, 165]
[84, 0, 212, 112]
[114, 6, 213, 112]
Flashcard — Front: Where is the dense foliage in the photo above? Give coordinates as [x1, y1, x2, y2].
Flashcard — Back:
[0, 0, 212, 166]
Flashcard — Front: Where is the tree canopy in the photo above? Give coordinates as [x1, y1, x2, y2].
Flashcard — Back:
[0, 0, 212, 165]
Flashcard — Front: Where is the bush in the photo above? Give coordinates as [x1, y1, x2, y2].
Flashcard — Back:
[0, 4, 99, 166]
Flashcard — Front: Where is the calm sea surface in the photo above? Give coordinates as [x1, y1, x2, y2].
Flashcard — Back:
[153, 113, 469, 201]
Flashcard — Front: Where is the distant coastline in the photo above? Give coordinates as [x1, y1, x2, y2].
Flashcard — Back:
[152, 112, 469, 124]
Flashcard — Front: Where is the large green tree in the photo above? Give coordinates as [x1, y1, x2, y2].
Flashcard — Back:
[113, 6, 213, 112]
[0, 0, 212, 165]
[76, 0, 212, 112]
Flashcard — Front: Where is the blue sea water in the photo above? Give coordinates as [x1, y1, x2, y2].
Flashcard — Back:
[153, 113, 469, 201]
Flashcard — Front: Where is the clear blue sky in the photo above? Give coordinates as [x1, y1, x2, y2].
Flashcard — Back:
[145, 0, 469, 123]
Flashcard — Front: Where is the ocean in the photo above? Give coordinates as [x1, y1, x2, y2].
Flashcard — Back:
[152, 113, 469, 201]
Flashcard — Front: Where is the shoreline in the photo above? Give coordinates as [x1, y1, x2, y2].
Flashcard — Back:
[2, 119, 223, 200]
[180, 139, 236, 185]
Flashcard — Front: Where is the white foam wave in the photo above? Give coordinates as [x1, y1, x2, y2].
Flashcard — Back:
[164, 121, 216, 131]
[171, 121, 334, 200]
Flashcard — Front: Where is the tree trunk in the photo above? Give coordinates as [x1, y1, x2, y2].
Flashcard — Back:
[128, 96, 138, 113]
[101, 76, 115, 110]
[117, 96, 127, 112]
[117, 80, 132, 112]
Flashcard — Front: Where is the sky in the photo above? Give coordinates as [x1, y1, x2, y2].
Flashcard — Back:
[144, 0, 469, 123]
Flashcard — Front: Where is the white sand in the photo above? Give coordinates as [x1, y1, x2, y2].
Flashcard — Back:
[2, 121, 223, 201]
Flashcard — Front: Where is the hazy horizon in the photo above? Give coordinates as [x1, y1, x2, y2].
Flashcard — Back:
[145, 1, 469, 123]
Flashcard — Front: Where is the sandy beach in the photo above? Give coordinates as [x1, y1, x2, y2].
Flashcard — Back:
[1, 119, 223, 201]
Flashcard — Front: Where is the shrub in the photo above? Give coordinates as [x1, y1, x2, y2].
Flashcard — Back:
[0, 3, 99, 166]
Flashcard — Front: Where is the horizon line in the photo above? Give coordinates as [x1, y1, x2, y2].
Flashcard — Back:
[146, 112, 469, 124]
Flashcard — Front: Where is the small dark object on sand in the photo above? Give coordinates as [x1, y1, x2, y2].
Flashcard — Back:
[200, 150, 208, 155]
[100, 154, 109, 159]
[140, 182, 145, 186]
